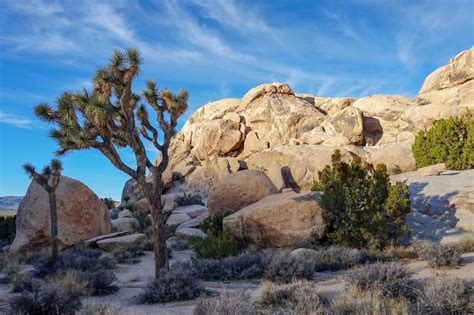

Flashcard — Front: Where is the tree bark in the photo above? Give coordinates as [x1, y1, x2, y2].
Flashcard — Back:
[48, 192, 59, 261]
[141, 172, 168, 278]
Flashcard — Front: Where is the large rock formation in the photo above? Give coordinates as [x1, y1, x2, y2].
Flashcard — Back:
[207, 170, 278, 214]
[223, 191, 326, 248]
[121, 47, 473, 197]
[11, 176, 111, 254]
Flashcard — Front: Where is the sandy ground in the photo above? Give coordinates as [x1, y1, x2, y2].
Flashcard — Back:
[1, 250, 473, 314]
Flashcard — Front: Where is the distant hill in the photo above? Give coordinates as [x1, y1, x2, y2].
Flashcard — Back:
[0, 196, 23, 212]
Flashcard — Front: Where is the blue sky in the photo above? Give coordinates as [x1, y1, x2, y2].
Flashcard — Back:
[0, 0, 473, 200]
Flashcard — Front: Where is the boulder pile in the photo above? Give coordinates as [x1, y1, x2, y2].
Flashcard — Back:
[130, 47, 473, 195]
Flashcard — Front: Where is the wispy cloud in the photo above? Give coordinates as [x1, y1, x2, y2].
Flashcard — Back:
[0, 111, 34, 129]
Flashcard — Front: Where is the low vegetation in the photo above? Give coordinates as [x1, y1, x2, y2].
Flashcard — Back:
[176, 192, 204, 206]
[416, 241, 463, 268]
[135, 262, 202, 304]
[412, 115, 474, 170]
[417, 277, 473, 314]
[191, 230, 241, 259]
[312, 150, 411, 249]
[346, 261, 416, 299]
[8, 247, 120, 313]
[0, 215, 16, 246]
[191, 211, 241, 259]
[260, 281, 327, 314]
[261, 250, 316, 283]
[193, 253, 263, 281]
[194, 291, 255, 315]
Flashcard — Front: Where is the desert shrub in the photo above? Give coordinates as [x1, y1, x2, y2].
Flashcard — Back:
[194, 291, 256, 315]
[48, 270, 91, 296]
[12, 277, 44, 293]
[98, 253, 118, 269]
[193, 253, 263, 281]
[86, 270, 119, 296]
[109, 208, 120, 220]
[112, 245, 144, 264]
[419, 242, 463, 268]
[31, 248, 107, 278]
[1, 264, 21, 283]
[312, 150, 411, 249]
[311, 246, 389, 271]
[261, 250, 316, 283]
[412, 115, 473, 170]
[78, 301, 122, 315]
[383, 245, 418, 259]
[9, 278, 82, 315]
[346, 261, 416, 299]
[0, 215, 16, 244]
[191, 230, 241, 259]
[417, 277, 473, 315]
[135, 262, 202, 304]
[199, 211, 232, 236]
[176, 193, 204, 206]
[171, 239, 192, 251]
[101, 197, 116, 209]
[259, 281, 327, 314]
[330, 284, 412, 315]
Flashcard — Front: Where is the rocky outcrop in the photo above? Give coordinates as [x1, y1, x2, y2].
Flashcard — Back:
[223, 191, 326, 248]
[97, 233, 147, 251]
[120, 47, 473, 197]
[207, 170, 278, 214]
[10, 176, 111, 254]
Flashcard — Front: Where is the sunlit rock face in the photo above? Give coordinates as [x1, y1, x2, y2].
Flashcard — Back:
[10, 176, 111, 255]
[122, 47, 473, 198]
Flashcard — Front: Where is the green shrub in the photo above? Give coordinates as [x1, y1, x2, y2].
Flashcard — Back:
[412, 115, 473, 170]
[176, 193, 204, 206]
[190, 230, 241, 259]
[101, 197, 116, 209]
[199, 211, 232, 236]
[312, 150, 411, 249]
[0, 215, 16, 244]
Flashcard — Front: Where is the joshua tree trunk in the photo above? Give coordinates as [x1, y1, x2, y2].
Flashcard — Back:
[48, 191, 59, 261]
[141, 173, 168, 276]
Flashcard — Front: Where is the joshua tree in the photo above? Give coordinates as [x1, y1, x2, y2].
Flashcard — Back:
[34, 48, 187, 276]
[22, 159, 63, 261]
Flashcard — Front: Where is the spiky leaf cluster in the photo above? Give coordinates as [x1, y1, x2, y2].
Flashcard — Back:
[22, 159, 63, 192]
[34, 48, 188, 179]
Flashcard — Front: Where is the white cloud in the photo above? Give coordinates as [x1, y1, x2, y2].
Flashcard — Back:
[86, 3, 135, 43]
[8, 0, 64, 17]
[0, 111, 34, 129]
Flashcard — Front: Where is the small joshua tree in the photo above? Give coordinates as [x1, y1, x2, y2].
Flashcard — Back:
[34, 48, 187, 276]
[22, 159, 63, 261]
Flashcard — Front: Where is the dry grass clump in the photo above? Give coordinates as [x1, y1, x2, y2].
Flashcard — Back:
[331, 284, 412, 315]
[346, 261, 416, 299]
[194, 290, 256, 315]
[260, 280, 327, 314]
[48, 269, 91, 296]
[452, 234, 474, 253]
